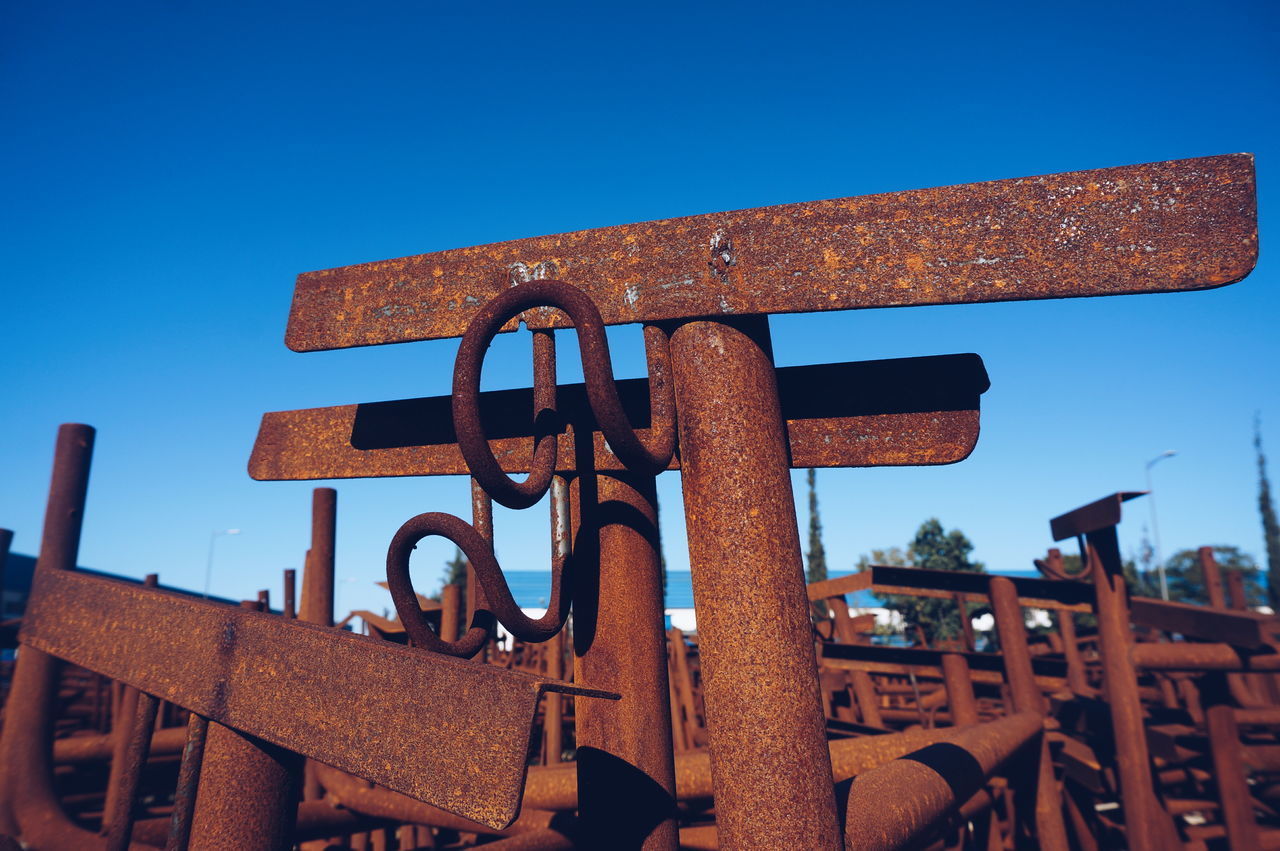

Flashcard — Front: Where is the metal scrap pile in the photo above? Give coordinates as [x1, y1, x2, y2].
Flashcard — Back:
[0, 154, 1265, 850]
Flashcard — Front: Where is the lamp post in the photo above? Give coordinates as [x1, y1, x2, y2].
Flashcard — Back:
[204, 528, 241, 598]
[1145, 451, 1177, 600]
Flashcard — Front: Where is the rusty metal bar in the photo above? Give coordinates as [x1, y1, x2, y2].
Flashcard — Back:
[1131, 642, 1280, 671]
[1129, 596, 1279, 647]
[843, 712, 1042, 850]
[669, 315, 840, 848]
[284, 155, 1256, 350]
[283, 568, 296, 619]
[0, 423, 104, 849]
[1200, 546, 1227, 608]
[103, 690, 160, 851]
[250, 354, 989, 480]
[989, 576, 1068, 850]
[571, 470, 677, 849]
[19, 567, 618, 830]
[1205, 703, 1261, 850]
[301, 487, 336, 627]
[165, 711, 209, 851]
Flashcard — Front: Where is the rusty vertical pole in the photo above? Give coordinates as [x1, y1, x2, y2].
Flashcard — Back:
[669, 316, 840, 849]
[0, 529, 11, 610]
[440, 583, 462, 643]
[1205, 703, 1260, 850]
[1086, 530, 1172, 851]
[1057, 609, 1089, 696]
[190, 601, 303, 850]
[989, 576, 1068, 851]
[283, 569, 296, 619]
[1226, 569, 1248, 610]
[941, 654, 980, 727]
[0, 424, 100, 846]
[166, 712, 210, 851]
[471, 478, 493, 660]
[301, 488, 336, 627]
[1200, 547, 1226, 608]
[667, 628, 701, 747]
[572, 469, 677, 850]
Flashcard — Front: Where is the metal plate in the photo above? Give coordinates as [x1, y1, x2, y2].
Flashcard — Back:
[249, 354, 988, 479]
[19, 569, 617, 830]
[285, 155, 1256, 350]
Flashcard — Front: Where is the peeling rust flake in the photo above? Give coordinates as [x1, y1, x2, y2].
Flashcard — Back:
[285, 155, 1256, 350]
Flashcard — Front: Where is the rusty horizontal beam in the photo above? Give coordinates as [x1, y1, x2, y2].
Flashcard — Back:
[250, 354, 988, 479]
[1049, 491, 1146, 540]
[284, 155, 1256, 350]
[1130, 641, 1280, 671]
[1128, 597, 1280, 648]
[19, 568, 616, 830]
[805, 566, 1092, 611]
[869, 565, 1094, 612]
[820, 641, 1068, 689]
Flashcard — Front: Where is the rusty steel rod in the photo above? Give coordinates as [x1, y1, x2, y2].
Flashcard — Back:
[103, 691, 160, 851]
[843, 712, 1042, 850]
[1205, 703, 1261, 850]
[283, 568, 296, 619]
[165, 712, 209, 851]
[0, 423, 104, 849]
[669, 315, 840, 849]
[301, 487, 336, 627]
[571, 470, 678, 850]
[1085, 531, 1175, 851]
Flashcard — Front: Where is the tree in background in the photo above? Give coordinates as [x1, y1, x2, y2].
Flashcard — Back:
[857, 519, 985, 645]
[1163, 545, 1264, 606]
[1257, 416, 1280, 610]
[806, 468, 829, 617]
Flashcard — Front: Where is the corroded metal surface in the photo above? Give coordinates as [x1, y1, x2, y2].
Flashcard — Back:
[19, 568, 617, 830]
[248, 354, 988, 479]
[285, 155, 1257, 350]
[669, 316, 841, 849]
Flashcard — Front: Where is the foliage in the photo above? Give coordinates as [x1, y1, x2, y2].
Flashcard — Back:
[857, 519, 985, 645]
[1257, 416, 1280, 610]
[1164, 545, 1264, 607]
[806, 469, 829, 617]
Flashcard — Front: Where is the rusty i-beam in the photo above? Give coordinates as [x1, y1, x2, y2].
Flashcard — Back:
[253, 154, 1256, 847]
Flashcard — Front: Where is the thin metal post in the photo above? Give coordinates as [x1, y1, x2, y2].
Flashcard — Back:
[301, 488, 336, 627]
[669, 315, 840, 849]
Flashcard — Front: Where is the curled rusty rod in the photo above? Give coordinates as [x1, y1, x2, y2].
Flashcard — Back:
[452, 278, 676, 509]
[386, 511, 570, 656]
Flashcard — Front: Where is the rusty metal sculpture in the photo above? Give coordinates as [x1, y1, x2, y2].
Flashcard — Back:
[0, 153, 1261, 850]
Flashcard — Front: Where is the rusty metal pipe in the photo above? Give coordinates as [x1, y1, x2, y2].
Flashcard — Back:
[989, 576, 1067, 851]
[842, 712, 1042, 850]
[301, 488, 336, 627]
[165, 712, 208, 851]
[1086, 531, 1172, 851]
[669, 315, 840, 849]
[0, 423, 107, 848]
[104, 692, 160, 851]
[942, 654, 980, 727]
[1205, 703, 1260, 850]
[571, 470, 677, 849]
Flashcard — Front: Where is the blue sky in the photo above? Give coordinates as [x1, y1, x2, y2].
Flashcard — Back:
[2, 1, 1277, 617]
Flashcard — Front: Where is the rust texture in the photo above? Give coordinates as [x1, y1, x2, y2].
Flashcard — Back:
[284, 155, 1256, 350]
[842, 713, 1041, 850]
[571, 472, 678, 849]
[19, 567, 617, 830]
[4, 153, 1268, 849]
[669, 315, 841, 848]
[248, 354, 988, 480]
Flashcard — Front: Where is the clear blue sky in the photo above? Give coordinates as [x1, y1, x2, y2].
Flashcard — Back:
[2, 1, 1277, 617]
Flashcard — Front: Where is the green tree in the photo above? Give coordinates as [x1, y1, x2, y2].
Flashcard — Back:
[858, 519, 985, 645]
[806, 469, 829, 616]
[1164, 545, 1264, 607]
[1257, 416, 1280, 609]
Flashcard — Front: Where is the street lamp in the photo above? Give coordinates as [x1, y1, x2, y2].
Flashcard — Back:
[1145, 451, 1177, 600]
[204, 528, 241, 598]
